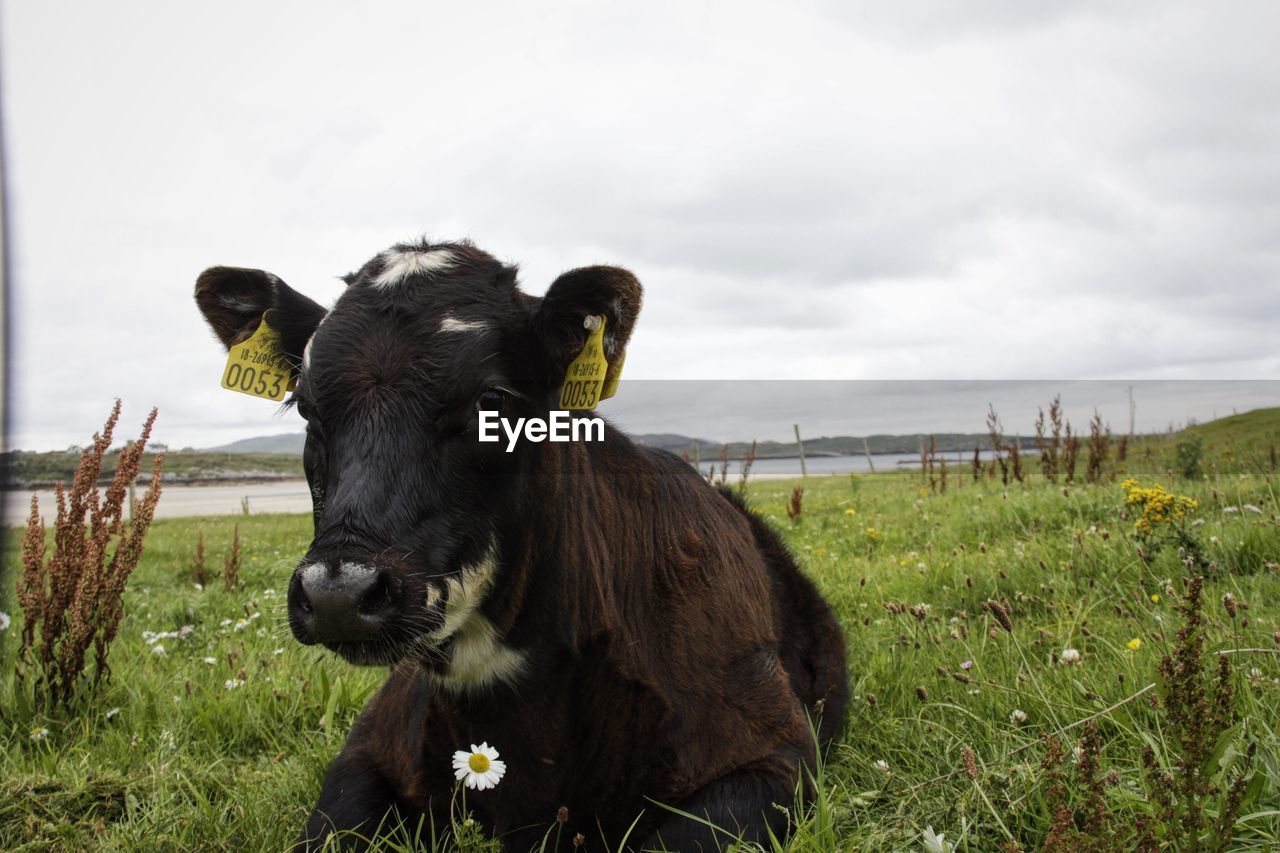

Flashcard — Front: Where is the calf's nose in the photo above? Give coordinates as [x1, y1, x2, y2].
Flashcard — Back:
[290, 562, 397, 644]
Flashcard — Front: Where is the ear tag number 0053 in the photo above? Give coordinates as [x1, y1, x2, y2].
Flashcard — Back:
[559, 315, 620, 410]
[220, 312, 297, 402]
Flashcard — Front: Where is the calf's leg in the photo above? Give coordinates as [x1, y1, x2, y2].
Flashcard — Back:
[644, 752, 800, 852]
[297, 748, 425, 851]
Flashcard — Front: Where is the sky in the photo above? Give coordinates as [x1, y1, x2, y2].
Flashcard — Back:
[2, 1, 1278, 450]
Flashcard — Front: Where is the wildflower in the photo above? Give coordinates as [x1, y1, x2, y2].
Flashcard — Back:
[203, 657, 217, 665]
[194, 583, 204, 591]
[922, 825, 948, 853]
[1127, 638, 1142, 651]
[1150, 593, 1160, 603]
[960, 660, 973, 670]
[152, 644, 166, 656]
[1122, 480, 1199, 535]
[106, 707, 122, 719]
[844, 508, 856, 516]
[224, 678, 243, 690]
[865, 527, 884, 543]
[1223, 593, 1237, 618]
[30, 726, 49, 741]
[1010, 709, 1028, 724]
[0, 611, 10, 631]
[219, 618, 232, 627]
[274, 647, 285, 656]
[1210, 535, 1221, 545]
[453, 742, 506, 790]
[1243, 504, 1262, 514]
[1060, 648, 1081, 665]
[873, 759, 890, 774]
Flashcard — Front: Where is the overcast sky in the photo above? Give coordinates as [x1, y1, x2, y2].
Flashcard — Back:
[2, 1, 1278, 450]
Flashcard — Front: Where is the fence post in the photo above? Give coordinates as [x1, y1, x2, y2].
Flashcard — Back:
[794, 424, 807, 478]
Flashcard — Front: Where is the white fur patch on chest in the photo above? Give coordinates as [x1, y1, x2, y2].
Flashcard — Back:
[423, 542, 526, 693]
[374, 248, 456, 287]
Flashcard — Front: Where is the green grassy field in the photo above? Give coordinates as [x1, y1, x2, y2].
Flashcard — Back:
[1, 422, 1278, 851]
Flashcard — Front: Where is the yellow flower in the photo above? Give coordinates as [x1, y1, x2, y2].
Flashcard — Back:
[844, 508, 857, 516]
[1150, 593, 1160, 603]
[1127, 637, 1142, 651]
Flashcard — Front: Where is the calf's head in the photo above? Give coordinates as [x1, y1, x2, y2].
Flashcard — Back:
[195, 240, 641, 665]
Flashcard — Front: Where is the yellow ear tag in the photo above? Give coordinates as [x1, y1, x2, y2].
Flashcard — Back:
[558, 315, 609, 410]
[600, 349, 625, 401]
[220, 312, 297, 401]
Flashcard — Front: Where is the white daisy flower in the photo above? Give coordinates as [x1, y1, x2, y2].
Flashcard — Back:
[873, 759, 890, 774]
[203, 657, 217, 665]
[152, 644, 166, 656]
[106, 707, 122, 719]
[1010, 709, 1028, 724]
[30, 726, 49, 741]
[1059, 648, 1081, 665]
[452, 742, 507, 790]
[274, 648, 285, 656]
[922, 825, 948, 853]
[224, 678, 243, 690]
[0, 611, 11, 631]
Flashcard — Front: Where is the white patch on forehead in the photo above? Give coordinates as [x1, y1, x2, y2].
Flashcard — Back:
[373, 248, 456, 288]
[438, 315, 490, 334]
[421, 540, 526, 693]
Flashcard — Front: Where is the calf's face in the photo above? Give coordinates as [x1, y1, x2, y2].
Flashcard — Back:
[196, 241, 640, 665]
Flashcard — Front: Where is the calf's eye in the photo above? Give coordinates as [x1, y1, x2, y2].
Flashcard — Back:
[476, 388, 506, 412]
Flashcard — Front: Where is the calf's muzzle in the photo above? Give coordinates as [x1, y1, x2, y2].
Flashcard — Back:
[289, 561, 399, 644]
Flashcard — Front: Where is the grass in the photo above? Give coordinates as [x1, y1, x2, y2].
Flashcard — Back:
[1, 433, 1279, 850]
[1, 449, 303, 487]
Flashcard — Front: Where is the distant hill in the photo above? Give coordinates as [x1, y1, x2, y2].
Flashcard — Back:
[203, 431, 717, 456]
[200, 429, 1035, 459]
[207, 433, 307, 454]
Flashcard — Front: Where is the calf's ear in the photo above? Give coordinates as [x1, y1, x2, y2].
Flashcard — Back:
[194, 266, 327, 371]
[533, 265, 643, 380]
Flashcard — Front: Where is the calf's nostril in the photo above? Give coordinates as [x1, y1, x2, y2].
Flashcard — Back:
[356, 571, 395, 615]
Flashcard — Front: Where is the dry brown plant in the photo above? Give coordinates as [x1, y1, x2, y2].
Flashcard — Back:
[15, 401, 164, 709]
